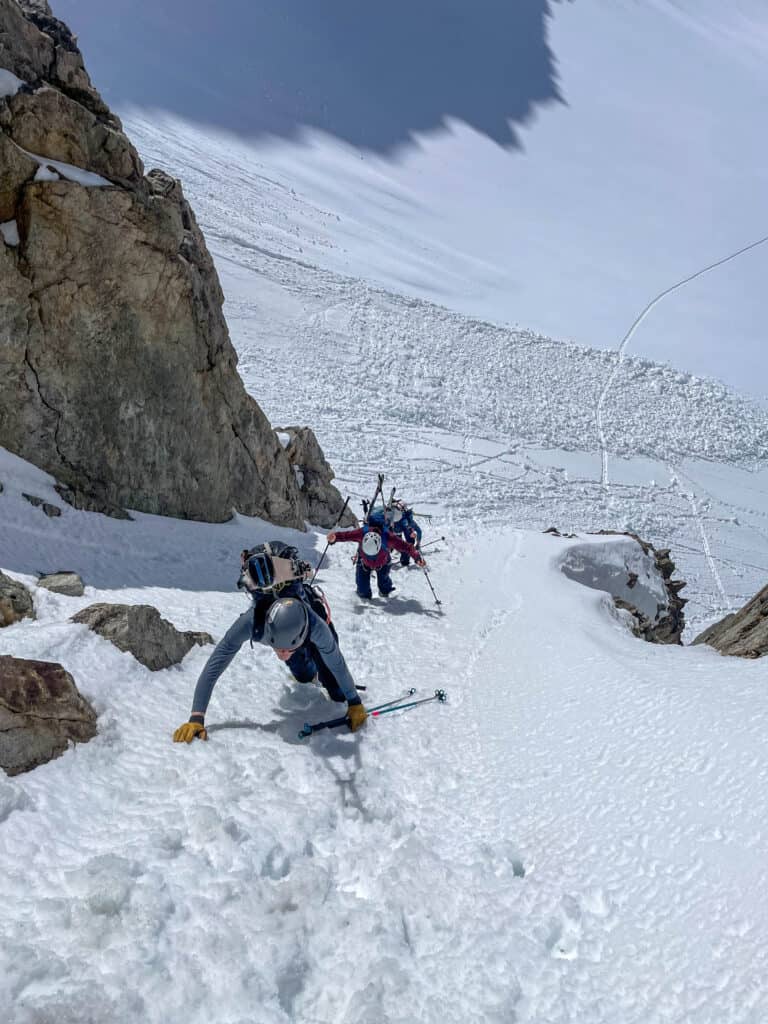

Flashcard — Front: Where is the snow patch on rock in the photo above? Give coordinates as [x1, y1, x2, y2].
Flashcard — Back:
[0, 68, 24, 98]
[0, 220, 20, 246]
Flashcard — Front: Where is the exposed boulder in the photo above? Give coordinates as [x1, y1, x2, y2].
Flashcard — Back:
[0, 654, 97, 775]
[276, 426, 358, 528]
[38, 570, 84, 596]
[692, 583, 768, 659]
[22, 492, 61, 516]
[0, 84, 143, 185]
[0, 570, 34, 626]
[71, 603, 214, 671]
[558, 531, 686, 645]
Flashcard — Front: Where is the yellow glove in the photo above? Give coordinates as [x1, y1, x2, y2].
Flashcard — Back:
[173, 721, 208, 743]
[347, 702, 368, 733]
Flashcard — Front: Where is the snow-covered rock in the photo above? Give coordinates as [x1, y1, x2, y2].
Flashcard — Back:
[0, 654, 97, 776]
[559, 531, 687, 644]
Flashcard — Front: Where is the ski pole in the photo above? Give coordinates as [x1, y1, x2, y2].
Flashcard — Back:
[419, 536, 445, 552]
[311, 496, 350, 583]
[421, 565, 442, 607]
[298, 688, 417, 739]
[370, 689, 447, 720]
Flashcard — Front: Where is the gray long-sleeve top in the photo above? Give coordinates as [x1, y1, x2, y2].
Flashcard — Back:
[189, 604, 358, 718]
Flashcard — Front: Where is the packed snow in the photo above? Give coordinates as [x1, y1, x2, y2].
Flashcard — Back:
[3, 23, 768, 1019]
[23, 150, 112, 187]
[0, 220, 20, 246]
[0, 67, 24, 97]
[119, 0, 768, 400]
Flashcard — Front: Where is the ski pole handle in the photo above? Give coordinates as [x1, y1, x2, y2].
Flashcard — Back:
[298, 713, 348, 739]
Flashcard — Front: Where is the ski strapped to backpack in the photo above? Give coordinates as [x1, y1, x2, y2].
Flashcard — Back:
[297, 688, 447, 739]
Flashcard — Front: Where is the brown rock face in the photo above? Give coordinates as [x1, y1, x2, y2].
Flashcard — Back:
[0, 655, 97, 775]
[0, 1, 348, 529]
[0, 131, 37, 220]
[277, 426, 358, 528]
[692, 583, 768, 658]
[0, 0, 116, 124]
[72, 603, 214, 671]
[0, 85, 143, 185]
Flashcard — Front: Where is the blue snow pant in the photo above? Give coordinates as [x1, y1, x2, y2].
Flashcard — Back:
[399, 525, 422, 566]
[287, 629, 345, 702]
[356, 557, 394, 598]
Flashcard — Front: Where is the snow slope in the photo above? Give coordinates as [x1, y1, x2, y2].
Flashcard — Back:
[115, 0, 768, 399]
[3, 26, 768, 1018]
[2, 498, 768, 1023]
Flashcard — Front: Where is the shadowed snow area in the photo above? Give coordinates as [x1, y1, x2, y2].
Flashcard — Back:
[561, 538, 667, 622]
[51, 0, 566, 151]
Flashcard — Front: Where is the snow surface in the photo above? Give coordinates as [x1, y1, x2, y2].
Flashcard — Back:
[121, 0, 768, 400]
[22, 148, 111, 188]
[0, 220, 20, 247]
[0, 67, 24, 98]
[2, 68, 768, 1021]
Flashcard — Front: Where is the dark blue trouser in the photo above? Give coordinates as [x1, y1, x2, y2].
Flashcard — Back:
[399, 526, 421, 566]
[287, 638, 345, 702]
[356, 558, 394, 598]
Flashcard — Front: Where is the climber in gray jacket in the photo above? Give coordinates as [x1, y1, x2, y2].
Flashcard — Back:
[173, 545, 367, 742]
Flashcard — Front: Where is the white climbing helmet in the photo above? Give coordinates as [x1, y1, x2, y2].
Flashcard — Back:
[361, 531, 382, 558]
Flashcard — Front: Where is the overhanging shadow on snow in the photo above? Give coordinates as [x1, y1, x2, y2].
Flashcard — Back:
[54, 0, 572, 152]
[353, 596, 443, 618]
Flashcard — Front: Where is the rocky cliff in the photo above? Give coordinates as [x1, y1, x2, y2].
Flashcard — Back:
[692, 583, 768, 659]
[0, 0, 345, 527]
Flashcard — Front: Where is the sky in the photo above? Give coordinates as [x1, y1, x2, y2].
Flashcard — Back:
[49, 0, 768, 400]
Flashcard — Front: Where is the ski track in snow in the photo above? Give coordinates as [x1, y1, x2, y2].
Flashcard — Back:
[597, 232, 768, 488]
[1, 116, 768, 1022]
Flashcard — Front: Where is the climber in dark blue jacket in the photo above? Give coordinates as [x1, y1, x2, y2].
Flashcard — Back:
[390, 500, 423, 566]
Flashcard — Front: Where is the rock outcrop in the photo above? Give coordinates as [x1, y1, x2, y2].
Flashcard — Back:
[557, 530, 687, 645]
[276, 427, 358, 528]
[0, 570, 34, 626]
[0, 0, 346, 528]
[37, 570, 84, 596]
[71, 603, 213, 671]
[0, 654, 97, 775]
[692, 583, 768, 659]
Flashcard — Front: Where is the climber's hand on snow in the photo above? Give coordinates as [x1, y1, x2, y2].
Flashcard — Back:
[173, 720, 208, 743]
[327, 533, 337, 544]
[347, 702, 368, 733]
[416, 556, 427, 569]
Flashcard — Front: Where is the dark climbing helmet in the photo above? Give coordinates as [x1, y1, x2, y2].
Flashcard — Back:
[264, 597, 309, 650]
